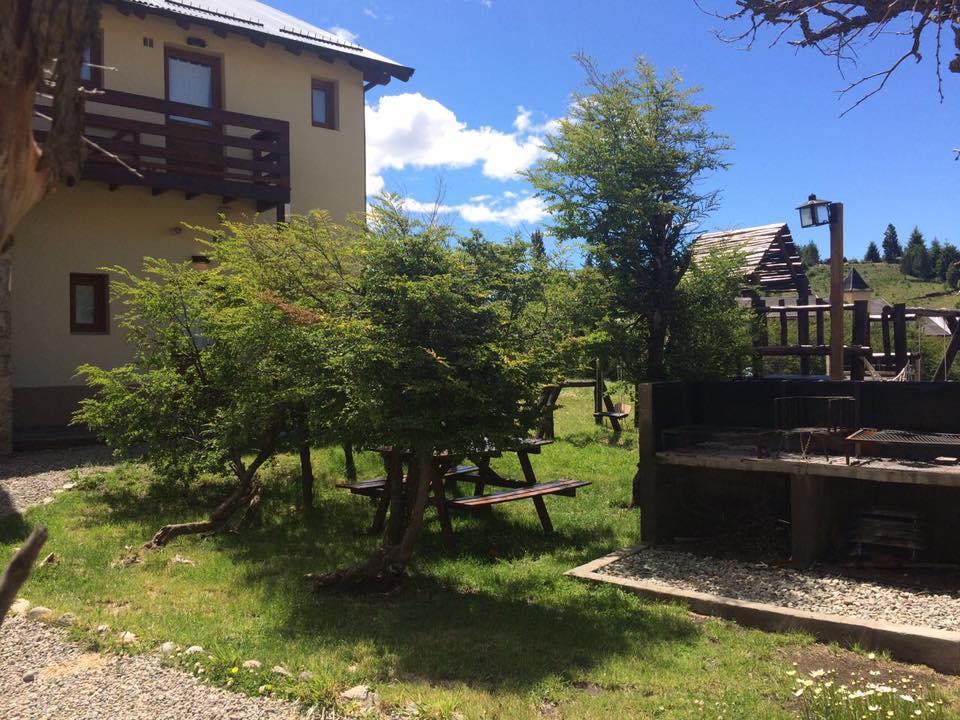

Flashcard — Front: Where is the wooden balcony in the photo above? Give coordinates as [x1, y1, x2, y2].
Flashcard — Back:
[35, 89, 290, 211]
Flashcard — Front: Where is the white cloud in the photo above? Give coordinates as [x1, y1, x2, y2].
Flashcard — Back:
[402, 193, 547, 227]
[363, 7, 378, 19]
[329, 26, 359, 44]
[469, 194, 492, 203]
[365, 93, 556, 197]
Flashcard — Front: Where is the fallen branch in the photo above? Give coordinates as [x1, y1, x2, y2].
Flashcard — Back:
[0, 525, 48, 625]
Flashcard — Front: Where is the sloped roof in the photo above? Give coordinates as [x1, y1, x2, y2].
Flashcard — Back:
[692, 223, 808, 294]
[112, 0, 414, 85]
[843, 267, 871, 291]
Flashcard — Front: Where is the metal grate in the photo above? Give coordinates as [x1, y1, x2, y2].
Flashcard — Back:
[847, 428, 960, 446]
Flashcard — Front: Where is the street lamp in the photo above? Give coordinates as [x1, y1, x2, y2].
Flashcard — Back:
[796, 194, 833, 228]
[796, 193, 845, 381]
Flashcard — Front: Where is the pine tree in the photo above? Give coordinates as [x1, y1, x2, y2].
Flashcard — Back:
[930, 238, 943, 278]
[882, 224, 902, 263]
[901, 227, 932, 279]
[937, 242, 960, 281]
[863, 242, 881, 263]
[799, 240, 820, 268]
[530, 229, 546, 260]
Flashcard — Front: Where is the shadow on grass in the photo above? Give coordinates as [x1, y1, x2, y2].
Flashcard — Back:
[71, 456, 694, 691]
[563, 430, 636, 450]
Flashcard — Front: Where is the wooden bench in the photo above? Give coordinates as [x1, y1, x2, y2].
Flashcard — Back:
[449, 478, 590, 533]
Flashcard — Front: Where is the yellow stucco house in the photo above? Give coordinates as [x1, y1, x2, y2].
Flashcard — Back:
[16, 0, 413, 440]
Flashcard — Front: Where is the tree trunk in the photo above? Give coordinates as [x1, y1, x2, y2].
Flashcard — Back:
[299, 441, 314, 511]
[145, 446, 273, 548]
[0, 0, 102, 454]
[342, 441, 357, 482]
[311, 451, 435, 593]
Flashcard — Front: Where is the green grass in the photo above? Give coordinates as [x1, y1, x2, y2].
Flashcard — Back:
[3, 388, 955, 719]
[807, 262, 960, 308]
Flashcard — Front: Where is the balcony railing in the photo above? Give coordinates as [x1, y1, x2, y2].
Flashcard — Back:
[35, 89, 290, 210]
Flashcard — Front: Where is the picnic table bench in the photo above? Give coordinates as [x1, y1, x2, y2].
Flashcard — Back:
[336, 439, 589, 547]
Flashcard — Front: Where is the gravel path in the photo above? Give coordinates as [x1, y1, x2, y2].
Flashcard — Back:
[602, 547, 960, 632]
[0, 615, 301, 720]
[0, 447, 117, 518]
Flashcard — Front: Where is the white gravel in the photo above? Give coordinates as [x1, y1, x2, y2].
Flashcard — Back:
[0, 615, 301, 720]
[602, 547, 960, 632]
[0, 447, 116, 518]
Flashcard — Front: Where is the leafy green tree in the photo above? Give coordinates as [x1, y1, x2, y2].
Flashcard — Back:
[799, 241, 820, 268]
[863, 242, 881, 263]
[882, 224, 902, 263]
[279, 198, 556, 592]
[526, 54, 730, 383]
[930, 239, 943, 278]
[666, 250, 753, 381]
[75, 223, 344, 547]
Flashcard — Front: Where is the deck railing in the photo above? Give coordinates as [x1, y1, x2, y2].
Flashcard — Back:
[35, 89, 290, 209]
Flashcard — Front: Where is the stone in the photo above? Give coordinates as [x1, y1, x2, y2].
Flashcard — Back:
[96, 624, 110, 634]
[41, 496, 55, 505]
[184, 645, 204, 656]
[57, 612, 76, 626]
[9, 598, 29, 615]
[159, 641, 177, 655]
[22, 671, 36, 683]
[339, 684, 380, 709]
[271, 665, 291, 677]
[62, 482, 77, 490]
[118, 631, 137, 646]
[242, 659, 262, 670]
[171, 554, 195, 566]
[297, 670, 315, 682]
[27, 606, 51, 620]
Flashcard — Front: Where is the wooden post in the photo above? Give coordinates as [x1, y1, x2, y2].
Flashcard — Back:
[829, 203, 844, 381]
[778, 298, 788, 346]
[790, 474, 834, 567]
[893, 303, 908, 373]
[881, 307, 892, 372]
[851, 299, 868, 381]
[751, 294, 767, 378]
[635, 383, 661, 541]
[798, 292, 810, 375]
[594, 360, 603, 425]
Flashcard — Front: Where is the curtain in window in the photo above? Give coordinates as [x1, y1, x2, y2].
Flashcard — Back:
[168, 56, 213, 126]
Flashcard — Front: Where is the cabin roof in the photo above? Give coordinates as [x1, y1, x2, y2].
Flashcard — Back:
[692, 223, 809, 294]
[843, 267, 871, 291]
[113, 0, 414, 85]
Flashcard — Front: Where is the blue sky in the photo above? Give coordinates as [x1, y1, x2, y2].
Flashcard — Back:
[286, 0, 956, 259]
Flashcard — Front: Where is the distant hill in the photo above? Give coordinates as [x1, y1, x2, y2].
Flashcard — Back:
[807, 262, 960, 309]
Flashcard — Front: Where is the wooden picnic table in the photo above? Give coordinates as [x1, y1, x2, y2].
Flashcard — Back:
[336, 438, 589, 549]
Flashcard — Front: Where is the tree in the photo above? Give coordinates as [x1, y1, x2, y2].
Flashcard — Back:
[269, 198, 554, 592]
[75, 219, 344, 547]
[863, 241, 881, 263]
[666, 250, 753, 380]
[947, 261, 960, 290]
[1, 0, 102, 455]
[936, 242, 960, 281]
[714, 2, 960, 113]
[930, 238, 944, 277]
[882, 224, 903, 263]
[526, 55, 730, 382]
[900, 227, 932, 279]
[799, 240, 820, 268]
[530, 229, 546, 260]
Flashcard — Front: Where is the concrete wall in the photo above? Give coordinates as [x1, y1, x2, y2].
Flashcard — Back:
[13, 5, 370, 428]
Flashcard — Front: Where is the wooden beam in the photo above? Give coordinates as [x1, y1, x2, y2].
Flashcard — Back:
[284, 45, 302, 56]
[213, 27, 228, 38]
[893, 303, 908, 372]
[934, 323, 960, 381]
[175, 18, 190, 29]
[250, 36, 266, 48]
[151, 188, 166, 197]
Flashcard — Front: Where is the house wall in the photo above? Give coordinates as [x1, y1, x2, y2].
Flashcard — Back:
[12, 5, 370, 428]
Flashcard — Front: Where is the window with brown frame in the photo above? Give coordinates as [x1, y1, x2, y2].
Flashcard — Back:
[80, 33, 104, 89]
[69, 273, 109, 334]
[311, 79, 337, 129]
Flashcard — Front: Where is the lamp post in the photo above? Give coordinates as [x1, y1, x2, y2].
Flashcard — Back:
[797, 194, 844, 381]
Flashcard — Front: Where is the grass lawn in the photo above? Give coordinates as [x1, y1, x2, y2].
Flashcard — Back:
[808, 262, 960, 308]
[4, 387, 958, 719]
